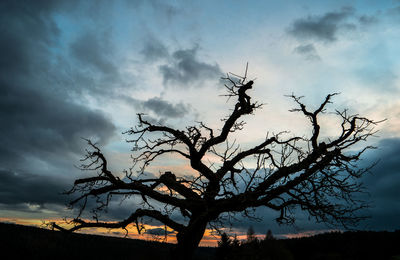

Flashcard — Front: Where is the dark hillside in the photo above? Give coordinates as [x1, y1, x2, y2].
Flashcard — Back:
[215, 230, 400, 260]
[2, 222, 400, 260]
[285, 230, 400, 260]
[0, 222, 215, 260]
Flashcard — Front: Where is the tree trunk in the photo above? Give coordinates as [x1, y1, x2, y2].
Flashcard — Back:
[172, 218, 208, 260]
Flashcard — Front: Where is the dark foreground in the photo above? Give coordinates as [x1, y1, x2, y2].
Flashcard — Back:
[1, 222, 399, 259]
[285, 230, 400, 260]
[217, 230, 400, 260]
[0, 222, 214, 259]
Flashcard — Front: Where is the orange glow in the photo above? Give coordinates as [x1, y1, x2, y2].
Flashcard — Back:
[1, 217, 340, 247]
[0, 217, 219, 246]
[202, 153, 223, 165]
[280, 229, 340, 239]
[146, 163, 198, 177]
[0, 217, 45, 227]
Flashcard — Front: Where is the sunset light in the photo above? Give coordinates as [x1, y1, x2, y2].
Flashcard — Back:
[1, 1, 400, 259]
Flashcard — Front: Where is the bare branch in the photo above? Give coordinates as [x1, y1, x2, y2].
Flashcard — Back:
[52, 208, 185, 233]
[55, 68, 381, 259]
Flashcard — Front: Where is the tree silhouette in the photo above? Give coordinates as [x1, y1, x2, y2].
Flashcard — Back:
[216, 232, 232, 259]
[247, 226, 257, 243]
[51, 68, 380, 259]
[265, 229, 274, 240]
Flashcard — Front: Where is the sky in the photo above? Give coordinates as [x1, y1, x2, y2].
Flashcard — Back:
[1, 0, 400, 246]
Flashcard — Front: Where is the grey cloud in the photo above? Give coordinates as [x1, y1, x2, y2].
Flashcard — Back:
[293, 44, 321, 60]
[359, 138, 400, 230]
[138, 115, 167, 126]
[159, 46, 223, 87]
[126, 0, 181, 21]
[70, 31, 118, 76]
[287, 7, 355, 43]
[142, 97, 190, 118]
[141, 37, 170, 62]
[219, 207, 319, 236]
[145, 227, 174, 236]
[149, 0, 181, 21]
[0, 168, 137, 221]
[0, 1, 116, 177]
[225, 138, 400, 234]
[358, 15, 378, 26]
[121, 95, 191, 120]
[0, 170, 69, 206]
[287, 7, 381, 61]
[387, 6, 400, 16]
[141, 37, 223, 87]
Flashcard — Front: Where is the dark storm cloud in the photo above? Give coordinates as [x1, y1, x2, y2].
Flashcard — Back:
[159, 46, 223, 87]
[0, 168, 137, 219]
[0, 82, 115, 167]
[358, 138, 400, 230]
[0, 0, 116, 206]
[224, 138, 400, 234]
[293, 44, 321, 60]
[0, 170, 68, 206]
[287, 7, 355, 43]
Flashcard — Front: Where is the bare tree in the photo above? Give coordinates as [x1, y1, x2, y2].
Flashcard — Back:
[51, 69, 380, 259]
[247, 226, 257, 243]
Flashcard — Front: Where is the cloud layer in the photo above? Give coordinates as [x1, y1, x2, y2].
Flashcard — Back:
[0, 0, 399, 239]
[287, 7, 356, 43]
[159, 46, 223, 87]
[0, 1, 116, 171]
[0, 170, 68, 206]
[287, 6, 380, 61]
[0, 1, 118, 217]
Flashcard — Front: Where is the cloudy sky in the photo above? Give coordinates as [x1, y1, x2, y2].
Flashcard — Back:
[1, 0, 400, 245]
